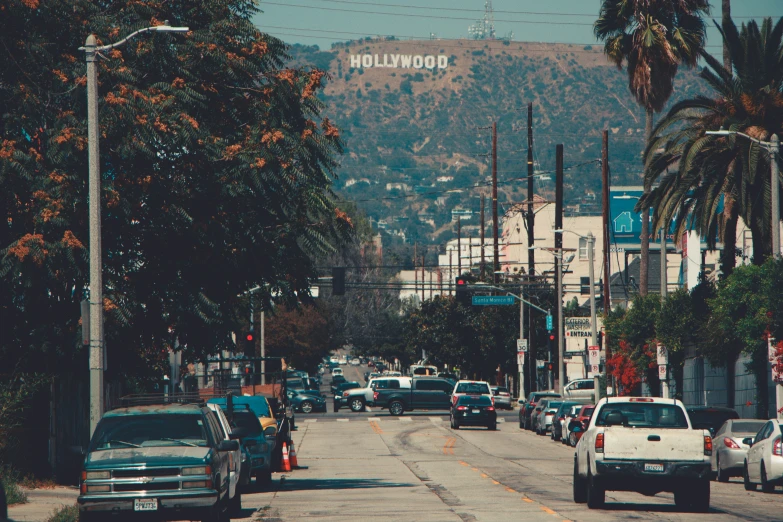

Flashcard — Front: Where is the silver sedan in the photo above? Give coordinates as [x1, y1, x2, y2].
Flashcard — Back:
[712, 418, 766, 482]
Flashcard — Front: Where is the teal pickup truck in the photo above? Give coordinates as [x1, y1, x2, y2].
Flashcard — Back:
[77, 403, 239, 522]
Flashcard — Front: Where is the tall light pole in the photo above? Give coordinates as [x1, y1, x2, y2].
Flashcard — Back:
[706, 130, 781, 259]
[554, 230, 599, 399]
[531, 246, 574, 394]
[80, 22, 189, 436]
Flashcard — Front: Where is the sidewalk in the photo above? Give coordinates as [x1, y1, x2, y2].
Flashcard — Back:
[8, 487, 79, 522]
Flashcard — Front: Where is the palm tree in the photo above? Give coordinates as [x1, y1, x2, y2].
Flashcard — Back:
[639, 17, 783, 266]
[595, 0, 710, 296]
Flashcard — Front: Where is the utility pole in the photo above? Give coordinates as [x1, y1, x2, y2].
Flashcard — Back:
[457, 218, 462, 276]
[555, 144, 564, 393]
[519, 283, 525, 400]
[449, 250, 453, 295]
[772, 134, 780, 259]
[588, 233, 599, 401]
[602, 130, 612, 396]
[422, 255, 426, 302]
[480, 195, 486, 280]
[414, 243, 418, 299]
[527, 103, 535, 278]
[469, 234, 474, 272]
[661, 228, 668, 298]
[492, 121, 499, 283]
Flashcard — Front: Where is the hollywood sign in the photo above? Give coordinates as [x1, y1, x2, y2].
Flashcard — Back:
[349, 54, 449, 70]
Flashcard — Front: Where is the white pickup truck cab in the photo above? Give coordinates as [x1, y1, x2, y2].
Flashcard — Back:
[573, 397, 713, 512]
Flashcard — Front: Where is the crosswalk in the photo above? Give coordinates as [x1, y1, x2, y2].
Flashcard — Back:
[302, 417, 507, 424]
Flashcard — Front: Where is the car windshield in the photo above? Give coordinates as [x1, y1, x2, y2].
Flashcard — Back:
[732, 421, 766, 434]
[546, 402, 562, 411]
[232, 411, 262, 435]
[688, 409, 738, 433]
[90, 414, 209, 450]
[208, 397, 270, 418]
[495, 387, 509, 394]
[456, 383, 488, 394]
[458, 396, 492, 406]
[595, 403, 688, 428]
[582, 407, 594, 416]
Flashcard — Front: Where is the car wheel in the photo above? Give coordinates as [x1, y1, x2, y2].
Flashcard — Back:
[569, 432, 578, 447]
[744, 462, 757, 491]
[761, 462, 775, 493]
[200, 488, 229, 522]
[716, 455, 729, 483]
[79, 513, 101, 522]
[452, 420, 460, 430]
[389, 400, 405, 416]
[519, 417, 524, 429]
[300, 401, 313, 414]
[350, 398, 366, 412]
[229, 488, 242, 516]
[573, 459, 587, 503]
[586, 469, 604, 509]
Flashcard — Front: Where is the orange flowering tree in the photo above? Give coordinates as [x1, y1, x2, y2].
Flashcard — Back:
[0, 0, 348, 375]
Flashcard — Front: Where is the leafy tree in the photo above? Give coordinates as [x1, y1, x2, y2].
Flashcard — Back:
[639, 18, 783, 269]
[263, 304, 332, 373]
[595, 0, 710, 295]
[0, 0, 347, 378]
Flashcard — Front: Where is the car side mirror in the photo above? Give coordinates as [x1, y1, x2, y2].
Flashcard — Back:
[218, 440, 239, 452]
[230, 427, 247, 439]
[743, 437, 753, 446]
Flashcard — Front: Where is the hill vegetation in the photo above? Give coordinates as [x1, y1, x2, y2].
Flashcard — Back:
[289, 38, 709, 245]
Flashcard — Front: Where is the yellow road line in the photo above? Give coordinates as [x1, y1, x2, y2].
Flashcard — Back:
[505, 487, 516, 493]
[522, 497, 534, 503]
[458, 461, 469, 467]
[540, 507, 556, 515]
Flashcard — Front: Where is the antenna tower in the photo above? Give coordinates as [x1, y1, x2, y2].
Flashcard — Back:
[468, 0, 496, 40]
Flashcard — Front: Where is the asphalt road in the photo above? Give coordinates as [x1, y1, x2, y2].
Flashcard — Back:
[231, 363, 783, 522]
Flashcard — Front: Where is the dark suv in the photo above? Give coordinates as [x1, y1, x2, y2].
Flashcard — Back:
[77, 403, 238, 522]
[519, 391, 562, 430]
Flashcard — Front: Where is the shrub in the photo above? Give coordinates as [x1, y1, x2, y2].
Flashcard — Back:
[583, 45, 593, 50]
[45, 504, 79, 522]
[1, 467, 27, 506]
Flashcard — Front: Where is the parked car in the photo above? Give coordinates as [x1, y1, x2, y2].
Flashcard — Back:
[563, 378, 596, 400]
[561, 404, 585, 445]
[573, 397, 713, 511]
[331, 375, 346, 387]
[207, 396, 277, 442]
[551, 401, 584, 442]
[332, 367, 344, 377]
[519, 391, 561, 430]
[218, 405, 274, 486]
[534, 400, 563, 435]
[712, 419, 766, 482]
[77, 403, 239, 522]
[206, 404, 242, 512]
[490, 386, 512, 410]
[687, 406, 739, 437]
[287, 389, 327, 414]
[374, 377, 454, 416]
[450, 394, 497, 430]
[351, 358, 361, 366]
[567, 404, 595, 447]
[331, 381, 360, 398]
[336, 379, 380, 412]
[451, 380, 492, 408]
[743, 419, 783, 492]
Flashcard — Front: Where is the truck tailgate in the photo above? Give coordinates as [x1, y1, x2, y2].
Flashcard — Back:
[603, 427, 704, 461]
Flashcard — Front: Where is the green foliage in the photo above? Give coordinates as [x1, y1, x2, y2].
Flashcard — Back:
[0, 0, 348, 373]
[45, 505, 79, 522]
[0, 467, 28, 505]
[656, 289, 696, 354]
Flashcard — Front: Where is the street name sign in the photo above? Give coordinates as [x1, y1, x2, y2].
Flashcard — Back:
[472, 295, 515, 306]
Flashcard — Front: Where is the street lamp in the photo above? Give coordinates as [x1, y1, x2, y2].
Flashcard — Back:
[530, 246, 574, 394]
[706, 129, 780, 259]
[554, 230, 601, 401]
[79, 21, 189, 436]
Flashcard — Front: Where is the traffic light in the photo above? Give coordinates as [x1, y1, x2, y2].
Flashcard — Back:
[244, 332, 255, 357]
[455, 277, 470, 306]
[546, 362, 554, 372]
[332, 267, 346, 296]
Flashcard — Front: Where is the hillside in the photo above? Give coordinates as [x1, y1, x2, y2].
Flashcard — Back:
[288, 38, 709, 245]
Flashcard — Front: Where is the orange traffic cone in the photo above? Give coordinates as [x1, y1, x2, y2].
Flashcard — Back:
[280, 442, 291, 472]
[289, 444, 299, 468]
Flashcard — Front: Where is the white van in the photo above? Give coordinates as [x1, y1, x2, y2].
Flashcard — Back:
[563, 378, 595, 399]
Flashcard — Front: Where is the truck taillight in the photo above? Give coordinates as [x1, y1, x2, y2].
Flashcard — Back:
[774, 438, 782, 457]
[704, 436, 713, 456]
[723, 437, 740, 450]
[80, 471, 86, 494]
[595, 433, 604, 453]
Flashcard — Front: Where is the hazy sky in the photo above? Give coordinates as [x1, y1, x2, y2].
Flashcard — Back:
[254, 0, 783, 56]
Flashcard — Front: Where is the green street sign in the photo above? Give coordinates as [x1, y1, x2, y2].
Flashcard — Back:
[472, 295, 515, 306]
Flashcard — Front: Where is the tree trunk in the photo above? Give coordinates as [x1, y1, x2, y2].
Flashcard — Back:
[639, 109, 653, 296]
[720, 195, 738, 277]
[752, 225, 768, 265]
[722, 0, 732, 72]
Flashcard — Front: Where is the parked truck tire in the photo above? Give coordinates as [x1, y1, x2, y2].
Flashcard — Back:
[388, 400, 405, 416]
[350, 398, 366, 412]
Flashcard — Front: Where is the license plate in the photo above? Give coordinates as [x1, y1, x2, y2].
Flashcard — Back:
[134, 499, 158, 511]
[644, 463, 664, 473]
[471, 409, 480, 414]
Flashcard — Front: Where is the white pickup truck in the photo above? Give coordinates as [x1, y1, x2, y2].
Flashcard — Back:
[573, 397, 713, 512]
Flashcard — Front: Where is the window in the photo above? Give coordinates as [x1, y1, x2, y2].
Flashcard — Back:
[416, 380, 436, 391]
[388, 380, 400, 390]
[579, 237, 589, 260]
[580, 277, 590, 295]
[594, 403, 688, 428]
[579, 380, 595, 390]
[90, 414, 210, 451]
